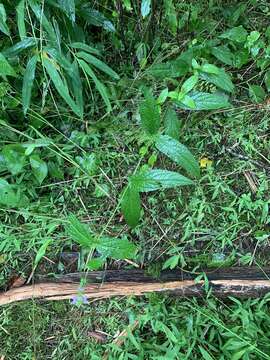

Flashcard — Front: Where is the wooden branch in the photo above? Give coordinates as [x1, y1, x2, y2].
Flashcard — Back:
[1, 267, 270, 306]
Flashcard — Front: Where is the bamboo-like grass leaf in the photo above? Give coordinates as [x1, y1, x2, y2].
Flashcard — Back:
[43, 56, 82, 117]
[141, 0, 151, 18]
[16, 0, 26, 40]
[71, 60, 84, 117]
[70, 42, 100, 56]
[77, 51, 119, 80]
[34, 239, 52, 266]
[29, 0, 57, 42]
[78, 58, 111, 112]
[22, 54, 38, 115]
[3, 38, 37, 58]
[0, 4, 10, 36]
[58, 0, 75, 23]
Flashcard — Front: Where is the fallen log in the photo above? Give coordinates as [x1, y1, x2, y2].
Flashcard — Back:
[1, 267, 270, 306]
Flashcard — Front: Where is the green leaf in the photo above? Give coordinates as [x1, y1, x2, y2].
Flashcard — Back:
[16, 0, 26, 40]
[22, 138, 52, 156]
[200, 64, 220, 75]
[265, 70, 270, 92]
[155, 135, 200, 178]
[29, 0, 57, 42]
[139, 93, 160, 135]
[199, 346, 215, 360]
[66, 214, 96, 248]
[0, 3, 9, 36]
[70, 42, 100, 56]
[157, 88, 168, 104]
[3, 38, 37, 58]
[247, 30, 260, 45]
[164, 106, 180, 140]
[86, 257, 105, 270]
[175, 91, 231, 110]
[164, 0, 177, 34]
[34, 239, 52, 266]
[233, 49, 249, 68]
[22, 55, 38, 115]
[58, 0, 75, 22]
[2, 145, 26, 175]
[78, 58, 111, 112]
[141, 0, 151, 18]
[48, 161, 64, 180]
[211, 46, 234, 66]
[0, 53, 16, 77]
[71, 60, 84, 118]
[220, 26, 248, 43]
[180, 94, 196, 109]
[30, 155, 48, 184]
[231, 349, 249, 360]
[97, 237, 137, 260]
[94, 183, 109, 198]
[0, 179, 22, 207]
[76, 153, 97, 175]
[79, 7, 115, 32]
[162, 255, 180, 270]
[43, 56, 82, 117]
[146, 59, 189, 79]
[121, 185, 141, 228]
[131, 169, 194, 192]
[181, 74, 199, 94]
[44, 50, 83, 116]
[200, 68, 234, 93]
[77, 51, 119, 80]
[249, 85, 266, 103]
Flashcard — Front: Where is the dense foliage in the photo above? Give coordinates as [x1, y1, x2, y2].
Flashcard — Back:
[0, 0, 269, 359]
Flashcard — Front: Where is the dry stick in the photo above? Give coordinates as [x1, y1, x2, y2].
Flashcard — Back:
[1, 267, 270, 306]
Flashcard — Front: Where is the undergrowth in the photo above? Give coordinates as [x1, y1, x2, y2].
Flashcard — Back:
[0, 0, 269, 359]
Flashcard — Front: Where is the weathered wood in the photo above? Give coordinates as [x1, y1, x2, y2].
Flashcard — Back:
[1, 267, 270, 306]
[44, 267, 270, 283]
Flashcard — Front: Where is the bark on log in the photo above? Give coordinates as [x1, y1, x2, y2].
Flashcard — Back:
[1, 267, 270, 306]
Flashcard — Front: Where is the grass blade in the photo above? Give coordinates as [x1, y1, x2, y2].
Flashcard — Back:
[22, 54, 38, 115]
[16, 0, 26, 40]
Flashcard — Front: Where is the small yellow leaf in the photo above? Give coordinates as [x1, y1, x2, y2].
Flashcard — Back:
[200, 157, 213, 168]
